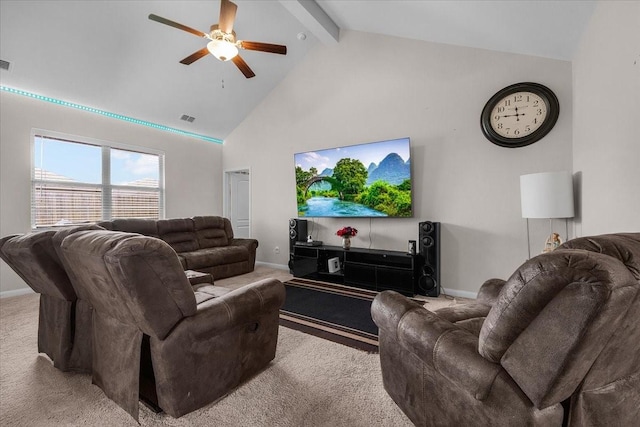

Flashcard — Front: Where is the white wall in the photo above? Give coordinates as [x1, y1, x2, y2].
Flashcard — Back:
[0, 91, 223, 294]
[5, 3, 635, 298]
[572, 1, 640, 235]
[224, 30, 574, 296]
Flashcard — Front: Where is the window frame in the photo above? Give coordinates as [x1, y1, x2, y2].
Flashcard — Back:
[30, 129, 165, 229]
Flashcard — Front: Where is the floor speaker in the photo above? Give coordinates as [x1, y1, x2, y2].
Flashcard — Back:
[289, 218, 308, 253]
[418, 221, 440, 297]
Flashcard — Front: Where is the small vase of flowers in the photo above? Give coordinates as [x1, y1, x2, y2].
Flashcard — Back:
[336, 226, 358, 250]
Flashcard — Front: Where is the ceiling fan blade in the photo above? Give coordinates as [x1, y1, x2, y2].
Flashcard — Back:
[232, 55, 256, 79]
[148, 14, 207, 38]
[219, 0, 238, 34]
[239, 41, 287, 55]
[180, 47, 210, 65]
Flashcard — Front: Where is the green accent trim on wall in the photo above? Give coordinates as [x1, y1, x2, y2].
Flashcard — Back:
[0, 86, 223, 144]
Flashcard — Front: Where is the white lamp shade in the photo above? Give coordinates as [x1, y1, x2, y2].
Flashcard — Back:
[520, 171, 575, 219]
[207, 40, 238, 62]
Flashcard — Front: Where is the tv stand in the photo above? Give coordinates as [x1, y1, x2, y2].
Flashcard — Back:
[290, 245, 419, 296]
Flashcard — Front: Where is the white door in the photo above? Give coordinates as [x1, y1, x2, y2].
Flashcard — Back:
[228, 170, 251, 238]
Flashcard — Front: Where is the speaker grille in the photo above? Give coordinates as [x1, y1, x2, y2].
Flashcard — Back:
[289, 219, 308, 253]
[418, 221, 440, 297]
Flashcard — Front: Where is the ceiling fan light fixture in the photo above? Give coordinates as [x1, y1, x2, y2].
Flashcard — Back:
[149, 4, 285, 78]
[207, 39, 238, 62]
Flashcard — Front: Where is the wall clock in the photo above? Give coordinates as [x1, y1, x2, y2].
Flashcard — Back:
[481, 82, 559, 148]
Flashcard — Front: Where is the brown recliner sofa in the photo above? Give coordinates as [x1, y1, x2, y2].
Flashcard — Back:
[0, 230, 93, 373]
[372, 232, 640, 426]
[98, 215, 258, 280]
[58, 229, 285, 420]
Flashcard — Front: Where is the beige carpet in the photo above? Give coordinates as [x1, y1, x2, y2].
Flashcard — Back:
[0, 266, 464, 426]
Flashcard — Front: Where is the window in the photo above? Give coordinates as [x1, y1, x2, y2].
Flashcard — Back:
[32, 131, 164, 228]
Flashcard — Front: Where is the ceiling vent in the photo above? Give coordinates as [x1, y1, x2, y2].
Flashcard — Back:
[0, 60, 10, 71]
[180, 114, 196, 123]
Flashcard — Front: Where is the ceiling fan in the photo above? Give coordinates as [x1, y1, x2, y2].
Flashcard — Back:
[149, 0, 287, 79]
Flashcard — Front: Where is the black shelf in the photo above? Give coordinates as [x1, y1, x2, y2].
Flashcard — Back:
[291, 245, 418, 296]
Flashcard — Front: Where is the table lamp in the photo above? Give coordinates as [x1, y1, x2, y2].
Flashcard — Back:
[520, 171, 575, 259]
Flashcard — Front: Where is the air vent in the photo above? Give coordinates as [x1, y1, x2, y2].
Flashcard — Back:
[0, 60, 10, 71]
[180, 114, 195, 123]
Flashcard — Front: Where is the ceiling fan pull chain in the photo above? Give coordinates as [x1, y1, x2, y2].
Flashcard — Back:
[222, 79, 225, 89]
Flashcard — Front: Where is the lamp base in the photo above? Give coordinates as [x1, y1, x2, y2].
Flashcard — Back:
[542, 232, 563, 253]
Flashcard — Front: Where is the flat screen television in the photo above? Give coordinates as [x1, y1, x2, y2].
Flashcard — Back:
[294, 137, 412, 217]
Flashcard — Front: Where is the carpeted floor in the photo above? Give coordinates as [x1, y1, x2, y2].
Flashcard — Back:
[0, 266, 464, 426]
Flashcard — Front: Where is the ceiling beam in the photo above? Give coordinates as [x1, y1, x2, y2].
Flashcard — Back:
[279, 0, 339, 45]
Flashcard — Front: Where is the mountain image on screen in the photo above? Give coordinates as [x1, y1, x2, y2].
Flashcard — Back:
[294, 137, 413, 218]
[367, 153, 410, 186]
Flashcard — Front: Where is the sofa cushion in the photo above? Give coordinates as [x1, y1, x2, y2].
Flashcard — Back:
[193, 216, 229, 248]
[109, 218, 159, 237]
[52, 224, 106, 301]
[157, 218, 199, 253]
[479, 250, 634, 364]
[180, 246, 249, 270]
[61, 230, 197, 338]
[96, 221, 114, 230]
[192, 284, 232, 304]
[558, 232, 640, 279]
[434, 302, 491, 336]
[1, 231, 77, 300]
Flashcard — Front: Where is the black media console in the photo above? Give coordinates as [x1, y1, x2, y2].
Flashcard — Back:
[290, 244, 419, 296]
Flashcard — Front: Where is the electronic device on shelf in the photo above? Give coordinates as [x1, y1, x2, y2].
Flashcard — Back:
[295, 241, 323, 247]
[327, 257, 340, 273]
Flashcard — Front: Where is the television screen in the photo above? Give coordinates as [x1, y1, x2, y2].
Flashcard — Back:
[294, 137, 412, 217]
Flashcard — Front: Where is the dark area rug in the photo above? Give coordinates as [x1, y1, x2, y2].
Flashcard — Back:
[279, 278, 381, 352]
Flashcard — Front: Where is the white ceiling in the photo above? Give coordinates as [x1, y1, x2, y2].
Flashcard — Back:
[317, 0, 597, 60]
[0, 1, 596, 142]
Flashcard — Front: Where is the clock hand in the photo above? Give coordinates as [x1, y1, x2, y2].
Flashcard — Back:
[502, 106, 527, 121]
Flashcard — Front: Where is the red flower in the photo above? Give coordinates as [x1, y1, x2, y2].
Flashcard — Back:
[336, 226, 358, 238]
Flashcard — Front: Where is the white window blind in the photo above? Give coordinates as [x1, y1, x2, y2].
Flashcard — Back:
[32, 132, 165, 228]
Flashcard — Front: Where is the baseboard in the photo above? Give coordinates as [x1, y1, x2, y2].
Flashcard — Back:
[0, 287, 35, 299]
[255, 261, 289, 271]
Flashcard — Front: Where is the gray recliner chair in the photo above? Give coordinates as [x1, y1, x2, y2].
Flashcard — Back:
[0, 230, 93, 373]
[372, 232, 640, 426]
[59, 229, 285, 420]
[554, 232, 640, 425]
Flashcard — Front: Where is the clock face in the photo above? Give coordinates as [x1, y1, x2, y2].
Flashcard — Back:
[481, 82, 559, 148]
[489, 91, 547, 139]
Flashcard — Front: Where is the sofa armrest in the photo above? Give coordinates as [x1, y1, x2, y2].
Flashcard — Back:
[372, 291, 501, 400]
[476, 278, 506, 305]
[229, 238, 259, 268]
[149, 277, 284, 417]
[230, 237, 259, 250]
[170, 278, 284, 340]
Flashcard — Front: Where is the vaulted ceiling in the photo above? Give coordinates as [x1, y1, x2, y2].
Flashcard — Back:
[0, 1, 596, 142]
